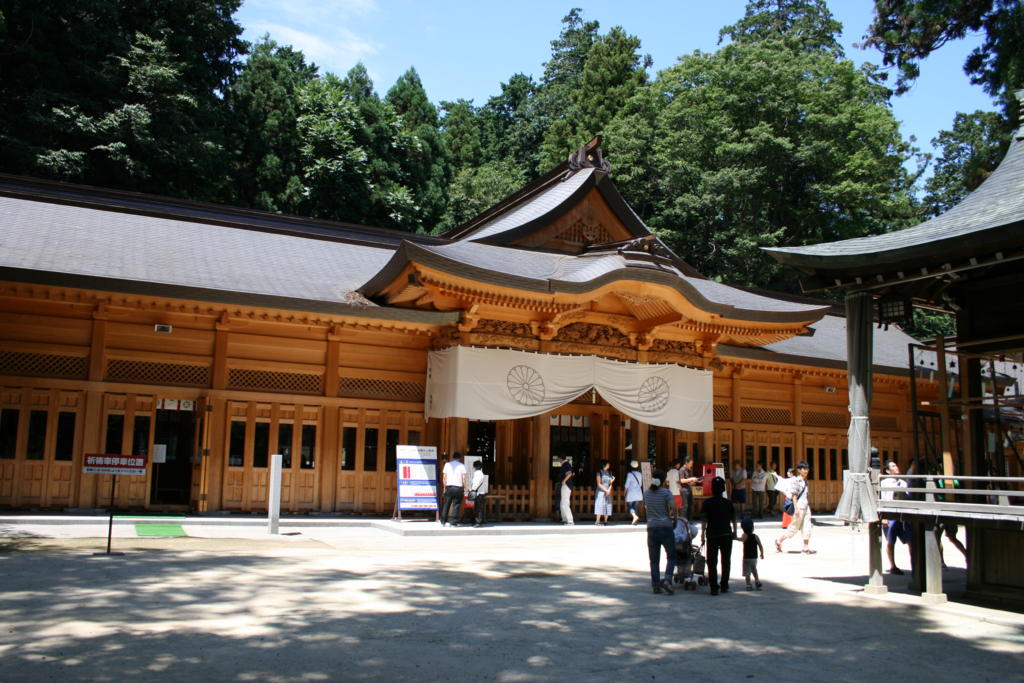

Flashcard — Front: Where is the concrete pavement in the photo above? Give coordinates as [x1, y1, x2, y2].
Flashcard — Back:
[0, 513, 1021, 681]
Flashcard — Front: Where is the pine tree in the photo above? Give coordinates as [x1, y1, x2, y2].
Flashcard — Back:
[386, 68, 449, 231]
[225, 36, 317, 213]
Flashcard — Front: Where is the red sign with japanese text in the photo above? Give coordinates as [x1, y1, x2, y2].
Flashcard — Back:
[84, 454, 148, 476]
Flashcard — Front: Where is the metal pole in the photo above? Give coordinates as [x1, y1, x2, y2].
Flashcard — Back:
[267, 453, 282, 535]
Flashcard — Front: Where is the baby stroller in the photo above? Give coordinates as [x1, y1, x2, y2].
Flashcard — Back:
[673, 517, 706, 590]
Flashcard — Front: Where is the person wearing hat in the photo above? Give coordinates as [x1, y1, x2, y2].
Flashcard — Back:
[644, 469, 678, 594]
[624, 459, 644, 525]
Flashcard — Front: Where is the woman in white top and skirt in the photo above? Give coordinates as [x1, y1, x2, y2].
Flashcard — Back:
[470, 460, 489, 527]
[594, 460, 614, 525]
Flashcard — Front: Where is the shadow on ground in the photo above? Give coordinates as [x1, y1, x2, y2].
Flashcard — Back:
[0, 542, 1021, 682]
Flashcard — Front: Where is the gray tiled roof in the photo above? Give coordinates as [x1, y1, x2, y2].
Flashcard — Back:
[459, 169, 596, 242]
[0, 194, 392, 304]
[386, 241, 828, 320]
[765, 136, 1024, 269]
[721, 314, 918, 373]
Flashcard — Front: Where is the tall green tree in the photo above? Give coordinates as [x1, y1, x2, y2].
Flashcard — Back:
[386, 68, 449, 231]
[297, 67, 420, 231]
[437, 159, 527, 234]
[863, 0, 1024, 99]
[610, 0, 918, 291]
[225, 36, 317, 213]
[722, 0, 844, 56]
[478, 73, 546, 175]
[0, 0, 245, 200]
[440, 99, 483, 173]
[922, 109, 1012, 217]
[540, 25, 651, 169]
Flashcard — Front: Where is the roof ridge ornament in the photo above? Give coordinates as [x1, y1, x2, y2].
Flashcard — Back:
[567, 136, 612, 174]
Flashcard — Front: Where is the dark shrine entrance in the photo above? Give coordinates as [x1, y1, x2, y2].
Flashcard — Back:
[150, 407, 195, 506]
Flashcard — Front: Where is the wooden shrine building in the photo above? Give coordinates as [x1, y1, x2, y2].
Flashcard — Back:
[0, 140, 928, 518]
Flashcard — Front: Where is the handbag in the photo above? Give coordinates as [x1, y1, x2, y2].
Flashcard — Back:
[783, 497, 795, 516]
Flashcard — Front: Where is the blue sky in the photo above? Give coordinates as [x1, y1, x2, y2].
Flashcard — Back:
[234, 0, 996, 159]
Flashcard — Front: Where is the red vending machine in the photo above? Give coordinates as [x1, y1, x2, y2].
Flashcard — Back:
[701, 463, 725, 497]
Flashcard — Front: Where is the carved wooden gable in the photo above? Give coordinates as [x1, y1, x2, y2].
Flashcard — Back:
[511, 188, 637, 254]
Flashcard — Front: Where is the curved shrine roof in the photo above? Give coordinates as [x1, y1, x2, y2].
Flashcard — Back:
[764, 134, 1024, 273]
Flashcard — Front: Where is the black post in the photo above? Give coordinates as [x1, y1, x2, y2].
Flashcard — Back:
[105, 474, 116, 554]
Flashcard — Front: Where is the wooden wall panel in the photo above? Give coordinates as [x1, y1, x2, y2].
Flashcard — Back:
[0, 313, 91, 346]
[228, 332, 326, 365]
[106, 321, 214, 356]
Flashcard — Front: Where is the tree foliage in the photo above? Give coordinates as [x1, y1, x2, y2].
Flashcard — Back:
[922, 110, 1013, 216]
[610, 0, 919, 291]
[225, 36, 317, 213]
[864, 0, 1024, 99]
[0, 0, 245, 200]
[3, 0, 1017, 279]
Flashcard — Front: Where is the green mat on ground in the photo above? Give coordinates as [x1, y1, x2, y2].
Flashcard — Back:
[135, 524, 187, 537]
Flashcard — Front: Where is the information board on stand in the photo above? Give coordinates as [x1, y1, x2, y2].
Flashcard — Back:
[395, 445, 439, 519]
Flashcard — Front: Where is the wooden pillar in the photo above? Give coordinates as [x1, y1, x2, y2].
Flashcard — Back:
[325, 327, 340, 399]
[530, 414, 551, 518]
[205, 396, 226, 511]
[213, 314, 229, 390]
[731, 367, 742, 429]
[935, 337, 955, 478]
[632, 419, 648, 465]
[88, 305, 108, 382]
[495, 419, 514, 483]
[78, 390, 104, 507]
[793, 373, 803, 427]
[321, 404, 339, 511]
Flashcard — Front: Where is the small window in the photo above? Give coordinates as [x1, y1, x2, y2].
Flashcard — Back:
[385, 429, 399, 472]
[105, 414, 124, 455]
[253, 422, 270, 468]
[678, 442, 688, 461]
[301, 424, 316, 469]
[0, 408, 18, 459]
[229, 421, 246, 467]
[26, 410, 48, 460]
[55, 412, 76, 461]
[277, 423, 293, 468]
[830, 448, 839, 479]
[341, 426, 356, 470]
[132, 415, 150, 457]
[784, 447, 793, 473]
[842, 448, 849, 471]
[364, 428, 378, 471]
[407, 430, 420, 446]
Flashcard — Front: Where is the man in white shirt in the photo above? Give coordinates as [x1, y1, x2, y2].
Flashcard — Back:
[440, 452, 467, 527]
[880, 459, 912, 574]
[730, 460, 748, 515]
[750, 462, 768, 518]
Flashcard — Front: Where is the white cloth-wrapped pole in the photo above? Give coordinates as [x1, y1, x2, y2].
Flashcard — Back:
[426, 346, 713, 432]
[835, 292, 879, 523]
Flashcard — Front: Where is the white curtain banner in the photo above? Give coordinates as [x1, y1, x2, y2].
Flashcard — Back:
[426, 346, 713, 431]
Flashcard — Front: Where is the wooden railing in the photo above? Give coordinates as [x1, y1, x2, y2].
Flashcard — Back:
[877, 474, 1024, 521]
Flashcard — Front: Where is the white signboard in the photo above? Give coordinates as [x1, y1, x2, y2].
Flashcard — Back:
[153, 444, 167, 464]
[397, 445, 439, 511]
